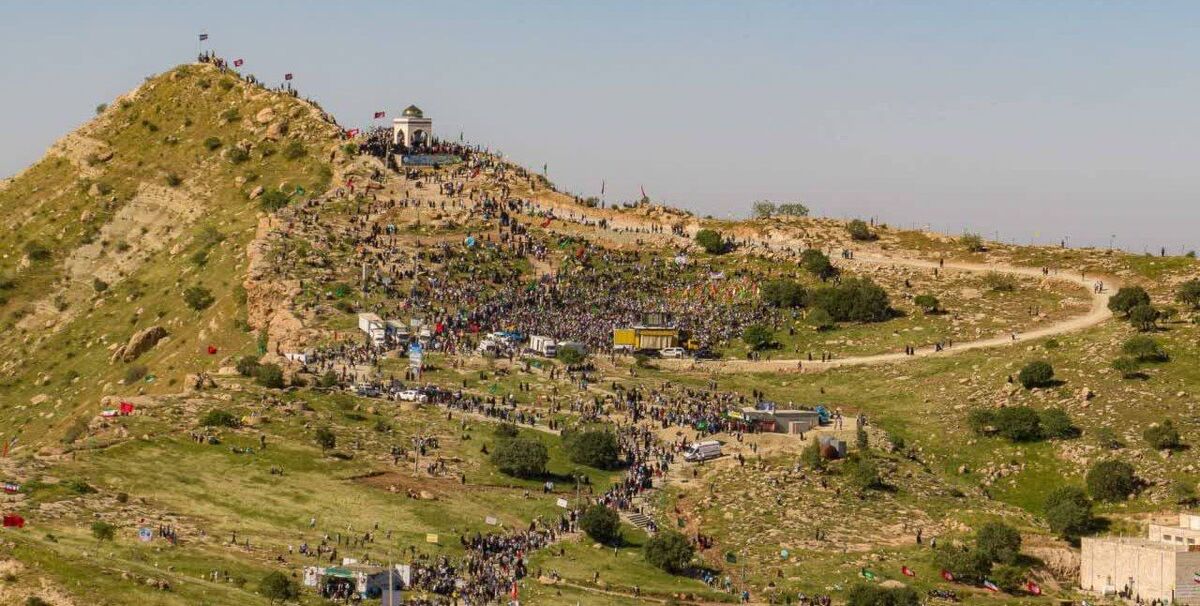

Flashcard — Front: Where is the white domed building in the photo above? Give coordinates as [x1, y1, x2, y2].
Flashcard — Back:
[392, 105, 432, 149]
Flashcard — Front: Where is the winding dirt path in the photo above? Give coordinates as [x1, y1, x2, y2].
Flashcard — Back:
[661, 252, 1119, 374]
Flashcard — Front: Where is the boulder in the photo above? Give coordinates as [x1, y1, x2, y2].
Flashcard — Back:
[111, 326, 168, 364]
[265, 120, 288, 140]
[248, 185, 264, 200]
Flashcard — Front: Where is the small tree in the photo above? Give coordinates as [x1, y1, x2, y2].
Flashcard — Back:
[776, 202, 810, 217]
[260, 571, 299, 603]
[556, 347, 585, 366]
[960, 233, 985, 252]
[1108, 286, 1150, 316]
[1017, 360, 1054, 389]
[993, 406, 1043, 442]
[318, 370, 339, 388]
[1128, 304, 1159, 331]
[913, 294, 940, 314]
[742, 324, 773, 351]
[1171, 479, 1197, 505]
[644, 530, 694, 574]
[752, 201, 776, 218]
[236, 355, 261, 377]
[491, 436, 549, 478]
[1039, 407, 1078, 439]
[1086, 459, 1137, 502]
[314, 427, 336, 452]
[183, 285, 215, 311]
[761, 280, 806, 308]
[1176, 279, 1200, 309]
[256, 363, 285, 389]
[1043, 486, 1092, 539]
[565, 429, 621, 469]
[976, 522, 1022, 565]
[800, 249, 838, 281]
[932, 545, 992, 584]
[91, 521, 115, 542]
[259, 188, 291, 211]
[1111, 356, 1141, 379]
[694, 229, 726, 254]
[855, 425, 869, 450]
[846, 219, 874, 241]
[846, 453, 882, 490]
[1143, 420, 1182, 450]
[579, 504, 621, 545]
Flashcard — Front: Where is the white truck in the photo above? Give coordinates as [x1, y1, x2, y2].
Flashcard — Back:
[683, 440, 722, 462]
[529, 335, 558, 357]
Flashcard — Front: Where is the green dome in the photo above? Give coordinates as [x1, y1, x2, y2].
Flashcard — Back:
[402, 105, 423, 118]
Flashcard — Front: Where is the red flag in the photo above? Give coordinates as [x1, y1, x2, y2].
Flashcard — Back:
[284, 73, 293, 81]
[540, 218, 551, 228]
[374, 111, 386, 119]
[233, 59, 244, 67]
[3, 514, 25, 528]
[1025, 581, 1041, 595]
[207, 345, 218, 355]
[510, 581, 519, 599]
[901, 566, 915, 577]
[345, 128, 360, 139]
[119, 402, 135, 415]
[940, 569, 954, 582]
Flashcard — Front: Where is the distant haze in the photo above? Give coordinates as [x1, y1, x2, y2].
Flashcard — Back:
[3, 1, 1199, 253]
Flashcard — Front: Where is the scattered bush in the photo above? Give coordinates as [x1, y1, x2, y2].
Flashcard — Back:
[643, 530, 694, 574]
[95, 103, 108, 115]
[960, 233, 985, 252]
[845, 453, 882, 490]
[227, 147, 250, 164]
[993, 406, 1043, 442]
[913, 294, 940, 314]
[801, 439, 824, 471]
[1017, 360, 1054, 389]
[314, 427, 336, 451]
[23, 240, 51, 262]
[982, 272, 1017, 292]
[932, 545, 992, 584]
[123, 365, 148, 384]
[259, 188, 291, 211]
[1143, 420, 1182, 450]
[318, 370, 338, 388]
[579, 504, 621, 545]
[556, 347, 585, 366]
[800, 248, 838, 281]
[165, 172, 182, 187]
[807, 277, 891, 323]
[846, 219, 875, 241]
[976, 522, 1022, 565]
[200, 410, 239, 428]
[808, 308, 835, 331]
[1039, 407, 1079, 439]
[91, 521, 115, 542]
[255, 363, 285, 389]
[565, 429, 621, 469]
[845, 583, 920, 606]
[92, 277, 109, 293]
[494, 424, 519, 439]
[761, 279, 806, 308]
[1111, 356, 1141, 379]
[694, 229, 726, 254]
[490, 436, 549, 478]
[203, 136, 222, 151]
[1043, 486, 1093, 538]
[1129, 304, 1159, 331]
[1176, 279, 1200, 309]
[282, 140, 306, 160]
[1171, 479, 1197, 505]
[741, 324, 774, 351]
[260, 571, 298, 603]
[1108, 286, 1150, 316]
[1086, 459, 1137, 502]
[183, 285, 215, 311]
[236, 355, 261, 377]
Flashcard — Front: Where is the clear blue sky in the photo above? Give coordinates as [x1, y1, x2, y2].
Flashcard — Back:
[3, 0, 1199, 252]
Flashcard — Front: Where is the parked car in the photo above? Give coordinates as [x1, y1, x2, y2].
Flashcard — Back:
[661, 347, 686, 358]
[398, 389, 428, 402]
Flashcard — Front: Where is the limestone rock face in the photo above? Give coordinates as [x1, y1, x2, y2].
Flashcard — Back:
[249, 185, 264, 200]
[110, 325, 168, 363]
[255, 107, 275, 124]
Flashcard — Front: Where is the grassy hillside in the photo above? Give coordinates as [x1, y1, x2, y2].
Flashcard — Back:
[0, 63, 341, 446]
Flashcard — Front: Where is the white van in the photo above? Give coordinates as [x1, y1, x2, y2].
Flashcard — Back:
[661, 347, 686, 359]
[683, 440, 722, 462]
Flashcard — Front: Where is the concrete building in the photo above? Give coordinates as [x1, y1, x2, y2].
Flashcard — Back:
[1081, 513, 1200, 604]
[392, 105, 432, 148]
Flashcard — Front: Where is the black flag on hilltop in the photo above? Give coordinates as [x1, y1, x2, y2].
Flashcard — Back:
[199, 33, 208, 41]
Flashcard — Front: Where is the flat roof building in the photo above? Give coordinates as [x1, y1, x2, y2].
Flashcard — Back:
[1081, 513, 1200, 605]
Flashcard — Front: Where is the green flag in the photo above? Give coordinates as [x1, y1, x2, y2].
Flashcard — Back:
[860, 568, 877, 581]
